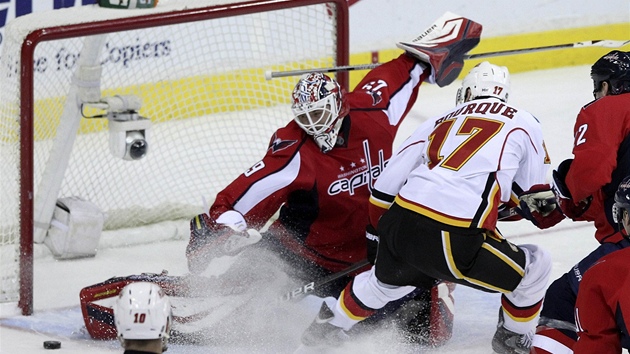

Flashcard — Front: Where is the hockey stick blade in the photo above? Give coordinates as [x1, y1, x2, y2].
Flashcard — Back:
[576, 39, 630, 48]
[278, 259, 370, 303]
[265, 39, 630, 79]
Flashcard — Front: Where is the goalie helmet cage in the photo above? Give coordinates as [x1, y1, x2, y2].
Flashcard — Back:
[0, 0, 348, 315]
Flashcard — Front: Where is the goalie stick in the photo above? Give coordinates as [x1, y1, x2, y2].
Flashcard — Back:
[279, 259, 371, 302]
[265, 39, 630, 79]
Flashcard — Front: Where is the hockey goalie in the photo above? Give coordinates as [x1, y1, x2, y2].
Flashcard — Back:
[80, 11, 482, 348]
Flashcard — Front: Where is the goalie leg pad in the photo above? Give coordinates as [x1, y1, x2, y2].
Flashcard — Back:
[79, 272, 195, 340]
[393, 281, 455, 347]
[80, 277, 132, 340]
[360, 281, 455, 346]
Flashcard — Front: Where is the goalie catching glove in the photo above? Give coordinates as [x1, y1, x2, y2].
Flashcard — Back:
[396, 12, 482, 87]
[186, 210, 262, 274]
[516, 184, 565, 229]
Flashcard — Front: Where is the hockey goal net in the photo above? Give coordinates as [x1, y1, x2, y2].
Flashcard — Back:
[0, 0, 348, 315]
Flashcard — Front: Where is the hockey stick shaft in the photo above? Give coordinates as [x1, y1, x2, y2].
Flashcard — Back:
[265, 39, 630, 79]
[465, 39, 630, 59]
[279, 259, 370, 302]
[265, 63, 380, 79]
[498, 206, 519, 220]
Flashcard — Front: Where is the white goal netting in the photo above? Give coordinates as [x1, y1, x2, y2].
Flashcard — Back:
[0, 0, 347, 313]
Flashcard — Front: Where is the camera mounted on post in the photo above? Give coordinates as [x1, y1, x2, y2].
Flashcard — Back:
[82, 95, 151, 161]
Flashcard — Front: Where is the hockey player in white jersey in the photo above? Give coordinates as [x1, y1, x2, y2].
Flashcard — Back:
[300, 62, 564, 353]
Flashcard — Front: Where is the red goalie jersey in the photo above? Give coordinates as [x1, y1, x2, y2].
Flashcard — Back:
[198, 54, 430, 273]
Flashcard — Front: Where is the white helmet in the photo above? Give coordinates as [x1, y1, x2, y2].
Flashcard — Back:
[456, 61, 511, 105]
[114, 282, 172, 347]
[291, 73, 348, 153]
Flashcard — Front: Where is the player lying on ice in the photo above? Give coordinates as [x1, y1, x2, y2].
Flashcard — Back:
[297, 60, 565, 354]
[80, 11, 490, 347]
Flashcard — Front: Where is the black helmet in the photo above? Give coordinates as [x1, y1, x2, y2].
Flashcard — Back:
[591, 50, 630, 96]
[613, 175, 630, 230]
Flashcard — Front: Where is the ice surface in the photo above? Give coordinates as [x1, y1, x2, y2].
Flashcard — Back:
[0, 64, 605, 353]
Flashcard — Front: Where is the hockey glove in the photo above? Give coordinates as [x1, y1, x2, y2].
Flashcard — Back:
[396, 12, 482, 87]
[516, 184, 565, 229]
[186, 211, 262, 274]
[552, 159, 592, 220]
[366, 224, 379, 265]
[190, 213, 216, 242]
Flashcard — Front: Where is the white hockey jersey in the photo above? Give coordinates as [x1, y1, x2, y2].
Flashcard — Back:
[370, 97, 551, 230]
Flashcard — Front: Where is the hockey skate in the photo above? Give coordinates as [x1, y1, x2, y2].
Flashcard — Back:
[491, 309, 532, 354]
[301, 302, 349, 347]
[396, 11, 482, 87]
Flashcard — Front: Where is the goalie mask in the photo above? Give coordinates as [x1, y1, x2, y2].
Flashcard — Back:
[291, 73, 348, 153]
[456, 61, 511, 105]
[591, 50, 630, 97]
[114, 282, 172, 350]
[613, 175, 630, 232]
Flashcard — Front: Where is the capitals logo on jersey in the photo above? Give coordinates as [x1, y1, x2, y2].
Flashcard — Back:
[327, 140, 388, 196]
[361, 79, 387, 106]
[268, 132, 297, 154]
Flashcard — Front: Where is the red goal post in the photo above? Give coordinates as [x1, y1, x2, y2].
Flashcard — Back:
[0, 0, 348, 315]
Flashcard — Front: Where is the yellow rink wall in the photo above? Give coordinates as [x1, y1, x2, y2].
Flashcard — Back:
[29, 22, 629, 140]
[348, 22, 630, 89]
